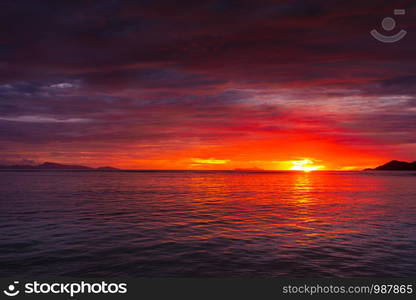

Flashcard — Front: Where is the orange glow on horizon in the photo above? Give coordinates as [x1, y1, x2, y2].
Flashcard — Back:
[190, 158, 230, 165]
[25, 131, 394, 171]
[289, 159, 324, 172]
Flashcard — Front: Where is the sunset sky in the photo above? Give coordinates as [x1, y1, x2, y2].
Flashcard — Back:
[1, 0, 415, 170]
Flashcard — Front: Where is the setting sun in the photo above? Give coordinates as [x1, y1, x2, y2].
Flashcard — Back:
[290, 159, 324, 172]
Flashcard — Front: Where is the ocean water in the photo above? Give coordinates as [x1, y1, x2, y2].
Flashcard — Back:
[0, 170, 415, 277]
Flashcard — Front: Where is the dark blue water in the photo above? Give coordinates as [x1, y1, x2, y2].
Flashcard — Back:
[0, 171, 415, 277]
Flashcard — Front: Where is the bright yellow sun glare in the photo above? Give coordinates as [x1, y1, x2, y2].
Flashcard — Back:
[290, 159, 323, 172]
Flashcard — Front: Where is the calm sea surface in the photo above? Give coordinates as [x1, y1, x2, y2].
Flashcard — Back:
[0, 171, 415, 277]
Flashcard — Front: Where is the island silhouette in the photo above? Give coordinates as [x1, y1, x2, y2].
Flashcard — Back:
[367, 160, 416, 171]
[0, 162, 119, 171]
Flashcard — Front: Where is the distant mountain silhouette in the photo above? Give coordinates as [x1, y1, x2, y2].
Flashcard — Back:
[96, 166, 119, 171]
[370, 160, 416, 171]
[0, 162, 120, 171]
[37, 162, 93, 170]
